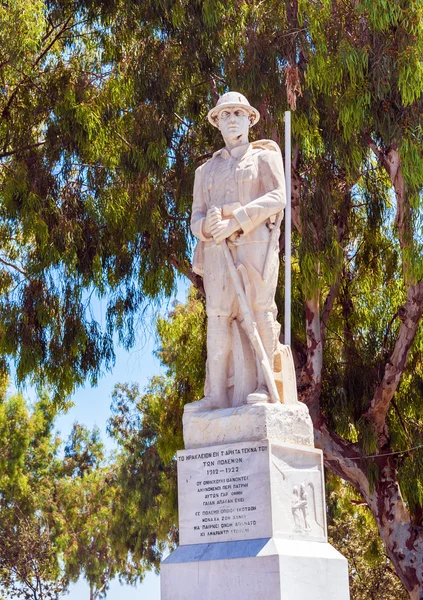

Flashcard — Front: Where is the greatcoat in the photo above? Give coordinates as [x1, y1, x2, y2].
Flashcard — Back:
[191, 139, 286, 319]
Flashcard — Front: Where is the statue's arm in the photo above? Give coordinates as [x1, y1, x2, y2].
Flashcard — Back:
[190, 165, 212, 241]
[232, 149, 286, 236]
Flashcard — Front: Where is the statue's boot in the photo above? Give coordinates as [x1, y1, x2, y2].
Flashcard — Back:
[247, 312, 276, 404]
[185, 316, 231, 412]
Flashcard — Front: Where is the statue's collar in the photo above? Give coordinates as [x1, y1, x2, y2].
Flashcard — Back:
[213, 143, 251, 160]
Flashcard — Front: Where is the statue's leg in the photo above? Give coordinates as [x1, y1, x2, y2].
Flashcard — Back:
[204, 315, 231, 407]
[246, 310, 277, 403]
[185, 245, 234, 412]
[235, 241, 279, 404]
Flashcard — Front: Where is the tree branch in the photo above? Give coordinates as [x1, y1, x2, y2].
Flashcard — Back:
[300, 293, 323, 422]
[195, 152, 213, 164]
[0, 141, 46, 160]
[1, 15, 73, 121]
[34, 15, 74, 68]
[0, 256, 29, 278]
[366, 135, 413, 283]
[368, 457, 423, 596]
[314, 422, 370, 494]
[291, 144, 302, 233]
[174, 113, 191, 128]
[169, 256, 205, 297]
[378, 310, 399, 381]
[365, 133, 390, 172]
[320, 272, 341, 341]
[93, 569, 112, 599]
[209, 79, 219, 104]
[114, 131, 133, 149]
[366, 281, 423, 445]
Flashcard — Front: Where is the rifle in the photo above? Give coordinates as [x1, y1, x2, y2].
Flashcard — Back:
[262, 208, 284, 282]
[219, 239, 280, 403]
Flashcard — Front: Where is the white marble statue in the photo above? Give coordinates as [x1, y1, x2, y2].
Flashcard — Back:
[187, 91, 286, 412]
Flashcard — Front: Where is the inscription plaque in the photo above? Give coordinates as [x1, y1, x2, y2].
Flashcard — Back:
[177, 440, 272, 545]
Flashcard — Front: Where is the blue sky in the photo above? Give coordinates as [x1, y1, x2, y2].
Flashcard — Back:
[48, 277, 190, 599]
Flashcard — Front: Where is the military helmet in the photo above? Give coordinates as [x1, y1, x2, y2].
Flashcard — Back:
[207, 91, 260, 128]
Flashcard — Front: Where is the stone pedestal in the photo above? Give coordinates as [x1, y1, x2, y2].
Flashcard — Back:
[162, 538, 349, 600]
[161, 424, 350, 599]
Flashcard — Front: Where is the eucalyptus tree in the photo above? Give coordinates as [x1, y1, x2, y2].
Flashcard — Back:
[74, 0, 422, 595]
[0, 390, 134, 600]
[0, 390, 65, 599]
[0, 0, 174, 402]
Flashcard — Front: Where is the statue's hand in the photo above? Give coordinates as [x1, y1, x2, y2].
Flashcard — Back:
[211, 217, 239, 244]
[203, 206, 222, 237]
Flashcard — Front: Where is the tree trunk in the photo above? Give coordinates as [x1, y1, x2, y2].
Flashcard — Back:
[301, 293, 323, 424]
[366, 281, 423, 445]
[315, 423, 423, 599]
[368, 460, 423, 600]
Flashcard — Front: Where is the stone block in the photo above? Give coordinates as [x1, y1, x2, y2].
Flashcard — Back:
[177, 440, 326, 546]
[161, 538, 350, 600]
[183, 402, 314, 450]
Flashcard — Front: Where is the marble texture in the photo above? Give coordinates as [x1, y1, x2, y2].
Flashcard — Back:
[161, 538, 350, 600]
[177, 440, 326, 546]
[183, 402, 314, 450]
[270, 443, 326, 542]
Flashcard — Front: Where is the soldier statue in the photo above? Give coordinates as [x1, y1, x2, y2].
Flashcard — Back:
[186, 92, 286, 412]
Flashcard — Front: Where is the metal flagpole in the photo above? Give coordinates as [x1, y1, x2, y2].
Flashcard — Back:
[284, 111, 292, 346]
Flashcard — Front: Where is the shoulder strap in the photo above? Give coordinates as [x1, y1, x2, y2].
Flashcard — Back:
[251, 139, 281, 153]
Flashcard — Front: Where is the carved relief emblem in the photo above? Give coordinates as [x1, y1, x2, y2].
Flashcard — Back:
[291, 483, 312, 534]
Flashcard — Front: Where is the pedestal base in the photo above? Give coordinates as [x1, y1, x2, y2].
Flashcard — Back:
[161, 538, 349, 600]
[163, 402, 349, 600]
[183, 402, 314, 449]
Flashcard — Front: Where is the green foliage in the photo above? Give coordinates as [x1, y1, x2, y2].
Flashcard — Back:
[104, 289, 206, 575]
[0, 0, 186, 402]
[62, 423, 104, 478]
[0, 510, 67, 600]
[0, 389, 64, 599]
[52, 464, 126, 598]
[154, 288, 207, 460]
[106, 382, 178, 580]
[327, 474, 408, 600]
[1, 0, 422, 406]
[0, 390, 145, 599]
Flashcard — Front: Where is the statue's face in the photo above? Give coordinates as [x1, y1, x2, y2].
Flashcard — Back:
[217, 107, 250, 141]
